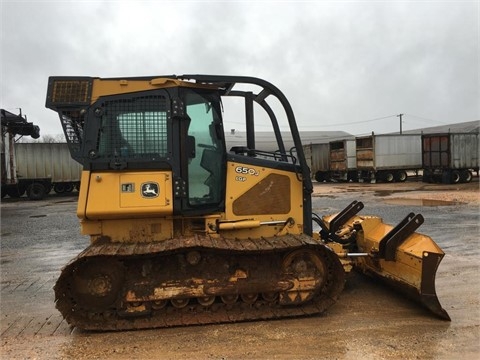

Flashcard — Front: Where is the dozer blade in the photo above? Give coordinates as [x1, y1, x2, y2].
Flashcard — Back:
[321, 205, 450, 321]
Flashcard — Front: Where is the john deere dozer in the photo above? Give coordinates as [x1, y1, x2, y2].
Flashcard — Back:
[45, 75, 450, 331]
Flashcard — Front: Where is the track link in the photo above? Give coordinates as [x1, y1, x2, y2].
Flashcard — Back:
[54, 234, 345, 331]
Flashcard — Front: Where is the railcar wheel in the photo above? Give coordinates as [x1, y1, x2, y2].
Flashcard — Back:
[54, 183, 65, 193]
[395, 170, 408, 182]
[64, 183, 74, 192]
[460, 170, 472, 183]
[315, 171, 325, 182]
[451, 170, 461, 184]
[6, 185, 25, 198]
[384, 172, 394, 183]
[27, 183, 46, 200]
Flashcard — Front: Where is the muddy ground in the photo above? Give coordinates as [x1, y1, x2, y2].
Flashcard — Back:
[1, 178, 479, 359]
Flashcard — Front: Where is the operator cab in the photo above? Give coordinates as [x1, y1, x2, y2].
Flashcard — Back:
[56, 86, 226, 214]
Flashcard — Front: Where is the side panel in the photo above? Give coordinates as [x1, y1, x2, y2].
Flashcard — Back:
[451, 133, 479, 168]
[81, 217, 174, 242]
[83, 171, 173, 219]
[355, 136, 374, 169]
[345, 139, 357, 169]
[374, 135, 422, 169]
[311, 143, 330, 172]
[15, 143, 82, 182]
[223, 159, 304, 239]
[422, 133, 479, 169]
[303, 143, 329, 174]
[329, 141, 346, 171]
[329, 139, 356, 171]
[422, 135, 448, 168]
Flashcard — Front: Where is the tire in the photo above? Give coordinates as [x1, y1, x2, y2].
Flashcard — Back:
[422, 170, 433, 183]
[451, 170, 461, 184]
[347, 171, 358, 182]
[460, 170, 472, 183]
[6, 185, 25, 198]
[53, 183, 65, 194]
[395, 171, 408, 182]
[314, 172, 325, 182]
[27, 183, 46, 200]
[64, 183, 74, 193]
[381, 172, 394, 183]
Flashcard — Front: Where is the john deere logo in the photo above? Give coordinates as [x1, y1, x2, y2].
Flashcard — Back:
[141, 182, 159, 198]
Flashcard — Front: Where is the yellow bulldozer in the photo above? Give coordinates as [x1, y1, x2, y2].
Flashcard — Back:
[45, 75, 450, 331]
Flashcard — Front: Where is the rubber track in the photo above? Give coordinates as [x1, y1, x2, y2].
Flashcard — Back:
[54, 233, 345, 331]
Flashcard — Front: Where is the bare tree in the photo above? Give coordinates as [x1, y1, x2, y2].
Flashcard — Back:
[40, 134, 65, 143]
[17, 133, 65, 143]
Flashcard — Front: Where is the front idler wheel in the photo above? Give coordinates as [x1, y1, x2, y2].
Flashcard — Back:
[71, 259, 124, 311]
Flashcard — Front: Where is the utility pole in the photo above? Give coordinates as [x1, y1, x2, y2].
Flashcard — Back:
[397, 113, 404, 134]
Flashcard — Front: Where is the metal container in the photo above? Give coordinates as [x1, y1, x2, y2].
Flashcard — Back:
[422, 133, 479, 169]
[15, 143, 82, 183]
[329, 139, 356, 171]
[356, 134, 422, 170]
[303, 143, 330, 176]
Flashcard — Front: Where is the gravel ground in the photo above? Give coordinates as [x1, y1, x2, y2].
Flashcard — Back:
[1, 178, 479, 359]
[312, 178, 480, 205]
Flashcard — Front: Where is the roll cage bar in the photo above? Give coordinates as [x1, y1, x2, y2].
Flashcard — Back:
[179, 75, 314, 236]
[175, 75, 313, 195]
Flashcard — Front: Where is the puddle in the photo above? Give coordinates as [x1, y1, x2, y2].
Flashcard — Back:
[312, 194, 337, 199]
[374, 190, 410, 197]
[54, 200, 76, 204]
[384, 198, 464, 206]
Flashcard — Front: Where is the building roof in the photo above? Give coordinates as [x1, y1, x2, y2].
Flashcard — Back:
[225, 130, 353, 152]
[396, 120, 479, 135]
[226, 121, 480, 152]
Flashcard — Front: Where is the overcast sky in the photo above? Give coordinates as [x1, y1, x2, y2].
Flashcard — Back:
[1, 0, 479, 139]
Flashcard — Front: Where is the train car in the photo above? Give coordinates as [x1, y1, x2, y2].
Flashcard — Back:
[14, 142, 82, 196]
[356, 133, 422, 183]
[422, 132, 479, 183]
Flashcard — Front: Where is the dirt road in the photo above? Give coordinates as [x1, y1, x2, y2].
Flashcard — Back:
[1, 179, 479, 359]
